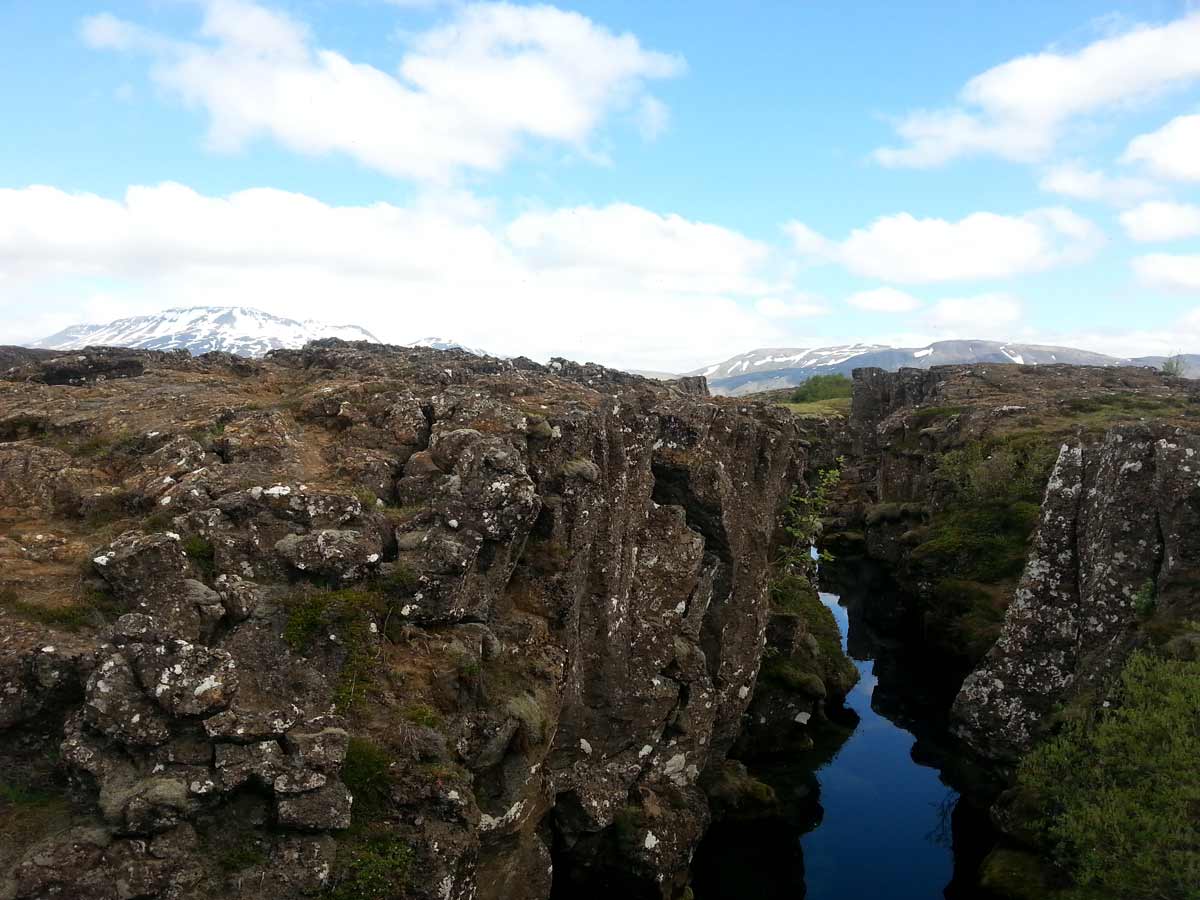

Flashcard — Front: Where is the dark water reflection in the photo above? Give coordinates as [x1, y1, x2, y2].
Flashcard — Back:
[692, 561, 997, 899]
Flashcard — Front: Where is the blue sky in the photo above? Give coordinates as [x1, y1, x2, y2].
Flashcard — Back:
[3, 0, 1200, 370]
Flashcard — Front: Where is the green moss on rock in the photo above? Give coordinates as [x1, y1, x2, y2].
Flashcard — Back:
[979, 847, 1060, 900]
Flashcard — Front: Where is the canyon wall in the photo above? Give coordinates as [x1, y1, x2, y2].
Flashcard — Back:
[0, 342, 844, 900]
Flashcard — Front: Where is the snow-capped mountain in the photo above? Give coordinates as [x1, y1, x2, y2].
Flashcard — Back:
[404, 336, 486, 355]
[691, 340, 1189, 396]
[683, 344, 891, 381]
[34, 307, 380, 358]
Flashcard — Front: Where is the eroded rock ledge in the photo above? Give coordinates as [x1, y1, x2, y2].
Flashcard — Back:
[0, 341, 835, 900]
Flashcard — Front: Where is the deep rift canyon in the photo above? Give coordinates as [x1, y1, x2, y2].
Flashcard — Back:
[1, 341, 1197, 900]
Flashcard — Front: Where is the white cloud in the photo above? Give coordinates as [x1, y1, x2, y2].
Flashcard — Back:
[505, 203, 773, 294]
[1120, 201, 1200, 242]
[925, 294, 1023, 332]
[1038, 162, 1161, 207]
[846, 287, 922, 313]
[786, 208, 1102, 284]
[0, 183, 788, 371]
[636, 96, 670, 140]
[875, 12, 1200, 167]
[1133, 253, 1200, 292]
[81, 0, 683, 182]
[754, 296, 829, 318]
[1123, 114, 1200, 182]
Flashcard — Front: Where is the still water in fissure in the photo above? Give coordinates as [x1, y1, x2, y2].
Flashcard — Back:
[798, 589, 960, 899]
[692, 563, 996, 899]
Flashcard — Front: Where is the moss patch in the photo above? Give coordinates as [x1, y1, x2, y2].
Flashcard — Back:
[328, 828, 414, 900]
[913, 503, 1040, 586]
[183, 535, 216, 580]
[401, 704, 442, 730]
[0, 586, 124, 632]
[0, 779, 72, 869]
[341, 738, 396, 826]
[281, 588, 392, 711]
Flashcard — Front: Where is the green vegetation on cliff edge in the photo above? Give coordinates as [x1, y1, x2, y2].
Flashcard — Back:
[1016, 651, 1200, 900]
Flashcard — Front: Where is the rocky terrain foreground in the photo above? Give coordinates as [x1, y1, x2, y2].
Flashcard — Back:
[0, 342, 846, 900]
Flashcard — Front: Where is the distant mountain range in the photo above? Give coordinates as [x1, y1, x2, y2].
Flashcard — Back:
[29, 308, 1196, 391]
[35, 307, 380, 358]
[405, 336, 487, 355]
[683, 341, 1200, 396]
[33, 308, 496, 359]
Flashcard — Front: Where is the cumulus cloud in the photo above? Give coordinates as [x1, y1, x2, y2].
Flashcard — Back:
[81, 0, 683, 182]
[925, 294, 1023, 331]
[786, 208, 1102, 284]
[0, 183, 789, 371]
[875, 11, 1200, 167]
[1133, 253, 1200, 292]
[1123, 114, 1200, 182]
[1038, 162, 1161, 207]
[753, 296, 829, 318]
[846, 287, 922, 313]
[1120, 201, 1200, 242]
[505, 203, 773, 295]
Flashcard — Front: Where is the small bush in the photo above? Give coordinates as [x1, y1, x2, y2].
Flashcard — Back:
[936, 438, 1058, 506]
[789, 374, 853, 404]
[341, 738, 395, 825]
[1162, 355, 1186, 377]
[183, 535, 216, 579]
[1133, 579, 1157, 618]
[1017, 651, 1200, 899]
[402, 704, 442, 730]
[328, 828, 414, 900]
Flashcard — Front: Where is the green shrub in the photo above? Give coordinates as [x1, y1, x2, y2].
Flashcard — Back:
[928, 578, 1007, 662]
[1162, 355, 1186, 377]
[183, 535, 216, 579]
[789, 374, 852, 404]
[1016, 651, 1200, 899]
[912, 502, 1041, 584]
[402, 704, 442, 730]
[329, 829, 414, 900]
[282, 588, 389, 710]
[341, 738, 395, 825]
[936, 437, 1058, 506]
[1133, 579, 1157, 618]
[778, 462, 842, 570]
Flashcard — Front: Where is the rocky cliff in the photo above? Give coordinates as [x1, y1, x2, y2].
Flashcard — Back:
[0, 341, 841, 900]
[952, 424, 1200, 761]
[828, 362, 1200, 763]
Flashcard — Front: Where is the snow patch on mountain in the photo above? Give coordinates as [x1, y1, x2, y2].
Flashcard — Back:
[35, 307, 380, 358]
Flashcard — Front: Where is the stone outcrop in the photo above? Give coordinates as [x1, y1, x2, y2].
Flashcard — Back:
[0, 341, 837, 900]
[828, 362, 1200, 763]
[952, 425, 1200, 761]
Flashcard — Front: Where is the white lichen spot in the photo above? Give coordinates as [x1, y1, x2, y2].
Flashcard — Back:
[644, 832, 659, 850]
[579, 738, 593, 756]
